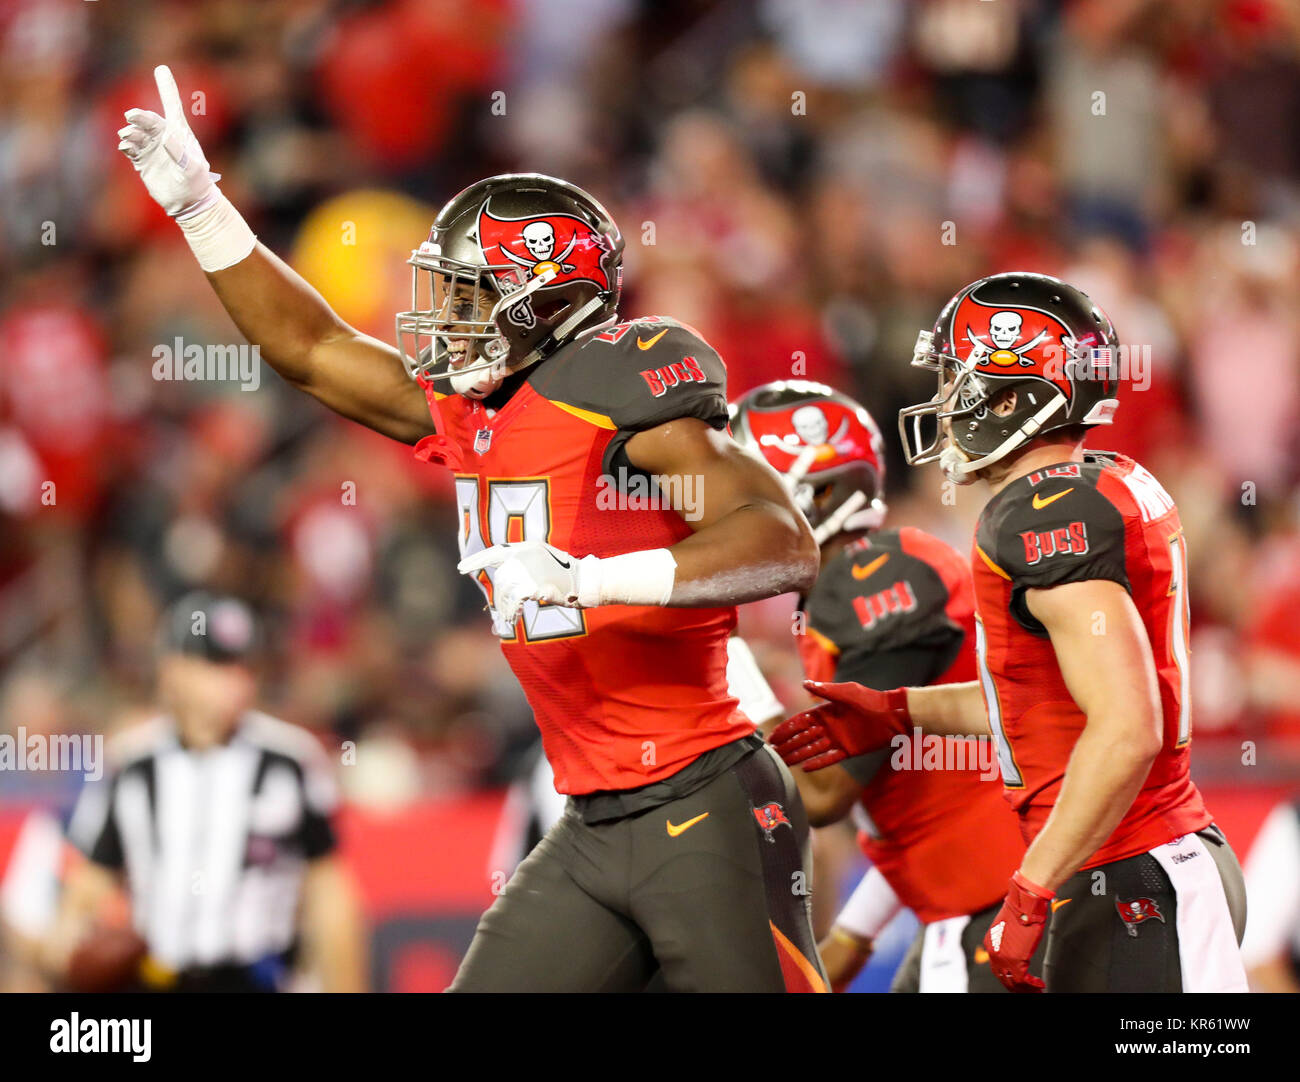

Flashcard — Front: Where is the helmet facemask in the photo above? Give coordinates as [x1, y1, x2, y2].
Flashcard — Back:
[898, 328, 1069, 484]
[898, 331, 990, 471]
[396, 243, 560, 399]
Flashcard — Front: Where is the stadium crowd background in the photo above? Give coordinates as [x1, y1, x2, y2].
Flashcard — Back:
[1, 0, 1299, 986]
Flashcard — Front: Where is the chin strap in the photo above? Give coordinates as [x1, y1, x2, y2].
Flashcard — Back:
[813, 492, 887, 545]
[450, 359, 507, 399]
[944, 392, 1069, 482]
[783, 445, 886, 545]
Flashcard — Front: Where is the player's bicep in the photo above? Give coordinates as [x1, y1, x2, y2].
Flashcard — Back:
[623, 417, 804, 532]
[1026, 579, 1162, 746]
[303, 330, 435, 446]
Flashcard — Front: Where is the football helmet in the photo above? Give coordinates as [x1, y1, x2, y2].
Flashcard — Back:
[396, 173, 624, 398]
[899, 272, 1119, 483]
[731, 380, 886, 545]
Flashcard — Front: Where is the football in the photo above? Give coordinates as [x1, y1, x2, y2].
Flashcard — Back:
[65, 925, 149, 994]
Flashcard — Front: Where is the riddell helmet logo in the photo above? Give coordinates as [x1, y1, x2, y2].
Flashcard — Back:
[752, 802, 791, 844]
[1115, 896, 1165, 937]
[475, 202, 613, 291]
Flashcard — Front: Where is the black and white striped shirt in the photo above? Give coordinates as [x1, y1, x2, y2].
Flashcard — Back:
[68, 711, 338, 974]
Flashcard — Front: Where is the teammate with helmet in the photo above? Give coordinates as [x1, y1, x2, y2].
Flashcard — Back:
[118, 67, 825, 992]
[772, 272, 1249, 993]
[732, 381, 1031, 992]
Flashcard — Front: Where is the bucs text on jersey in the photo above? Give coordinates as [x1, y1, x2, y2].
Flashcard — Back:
[414, 317, 753, 796]
[799, 527, 1025, 923]
[971, 451, 1211, 866]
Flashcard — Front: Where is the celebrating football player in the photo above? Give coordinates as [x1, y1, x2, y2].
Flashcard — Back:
[118, 66, 826, 992]
[771, 273, 1249, 993]
[732, 381, 1031, 992]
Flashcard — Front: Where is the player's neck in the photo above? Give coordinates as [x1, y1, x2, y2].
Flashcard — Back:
[980, 438, 1086, 497]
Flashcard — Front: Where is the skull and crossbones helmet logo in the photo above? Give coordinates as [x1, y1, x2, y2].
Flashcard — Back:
[521, 221, 556, 261]
[967, 309, 1047, 368]
[792, 405, 831, 446]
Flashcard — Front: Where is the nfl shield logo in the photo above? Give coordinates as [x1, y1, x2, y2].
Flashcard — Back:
[473, 427, 492, 455]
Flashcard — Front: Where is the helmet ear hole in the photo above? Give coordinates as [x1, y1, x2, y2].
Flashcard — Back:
[990, 388, 1018, 417]
[531, 298, 570, 322]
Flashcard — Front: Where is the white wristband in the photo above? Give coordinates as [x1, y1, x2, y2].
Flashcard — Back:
[834, 866, 903, 942]
[576, 548, 676, 607]
[176, 190, 257, 272]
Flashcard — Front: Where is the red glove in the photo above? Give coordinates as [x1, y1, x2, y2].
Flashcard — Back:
[984, 871, 1053, 993]
[768, 681, 911, 771]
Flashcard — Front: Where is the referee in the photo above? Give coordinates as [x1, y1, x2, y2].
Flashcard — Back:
[47, 592, 367, 992]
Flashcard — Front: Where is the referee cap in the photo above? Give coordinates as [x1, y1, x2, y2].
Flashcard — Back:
[159, 592, 260, 663]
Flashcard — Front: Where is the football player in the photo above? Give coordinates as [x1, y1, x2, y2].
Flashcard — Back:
[118, 67, 825, 992]
[771, 273, 1248, 993]
[732, 381, 1030, 992]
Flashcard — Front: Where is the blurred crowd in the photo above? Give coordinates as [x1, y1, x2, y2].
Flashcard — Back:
[3, 0, 1300, 810]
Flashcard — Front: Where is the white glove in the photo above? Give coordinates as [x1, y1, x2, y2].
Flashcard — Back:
[117, 65, 218, 219]
[457, 541, 677, 627]
[458, 541, 584, 627]
[117, 64, 256, 272]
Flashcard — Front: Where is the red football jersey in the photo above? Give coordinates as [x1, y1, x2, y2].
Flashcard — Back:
[799, 527, 1025, 922]
[971, 452, 1211, 868]
[416, 318, 753, 795]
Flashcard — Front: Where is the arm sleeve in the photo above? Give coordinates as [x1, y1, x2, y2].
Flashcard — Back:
[547, 321, 730, 482]
[993, 484, 1130, 635]
[600, 323, 730, 433]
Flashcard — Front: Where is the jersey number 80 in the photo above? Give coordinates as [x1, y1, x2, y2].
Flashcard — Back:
[454, 476, 586, 642]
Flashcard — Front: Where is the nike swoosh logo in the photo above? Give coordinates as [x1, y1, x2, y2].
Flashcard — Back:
[1051, 897, 1072, 913]
[666, 812, 710, 837]
[636, 329, 668, 350]
[1032, 488, 1074, 510]
[851, 553, 889, 580]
